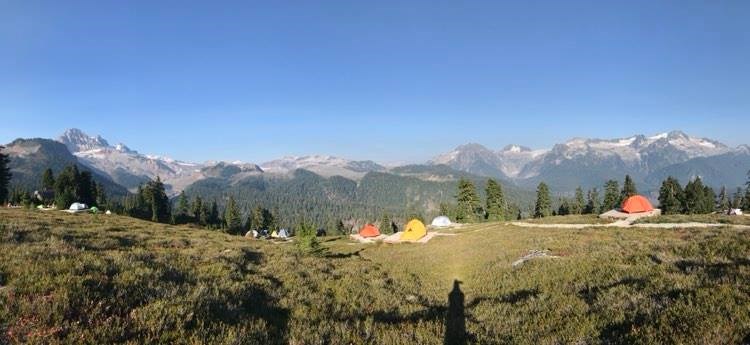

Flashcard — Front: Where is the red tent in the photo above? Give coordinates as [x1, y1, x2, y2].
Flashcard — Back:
[359, 224, 381, 238]
[621, 195, 654, 213]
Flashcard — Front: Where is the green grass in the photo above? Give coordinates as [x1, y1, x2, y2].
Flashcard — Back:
[635, 213, 750, 226]
[522, 214, 614, 224]
[1, 209, 749, 344]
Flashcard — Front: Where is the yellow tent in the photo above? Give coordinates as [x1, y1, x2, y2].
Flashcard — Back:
[270, 230, 279, 238]
[400, 219, 427, 241]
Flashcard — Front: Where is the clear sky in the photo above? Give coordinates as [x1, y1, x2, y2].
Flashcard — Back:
[1, 0, 748, 164]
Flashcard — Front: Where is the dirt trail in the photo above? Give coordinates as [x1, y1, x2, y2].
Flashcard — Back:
[510, 220, 750, 230]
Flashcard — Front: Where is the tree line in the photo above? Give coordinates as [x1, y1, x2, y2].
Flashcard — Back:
[1, 163, 108, 210]
[529, 172, 750, 218]
[0, 146, 11, 204]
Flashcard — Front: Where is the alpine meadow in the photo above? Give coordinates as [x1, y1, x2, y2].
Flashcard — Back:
[2, 1, 750, 344]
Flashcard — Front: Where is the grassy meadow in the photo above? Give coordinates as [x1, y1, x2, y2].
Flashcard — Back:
[1, 208, 749, 344]
[635, 213, 750, 226]
[520, 214, 614, 225]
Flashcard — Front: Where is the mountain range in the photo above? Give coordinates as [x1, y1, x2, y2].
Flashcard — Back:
[3, 129, 749, 218]
[430, 131, 749, 193]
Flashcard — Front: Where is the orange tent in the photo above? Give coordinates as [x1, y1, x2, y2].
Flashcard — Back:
[621, 195, 654, 213]
[359, 224, 381, 238]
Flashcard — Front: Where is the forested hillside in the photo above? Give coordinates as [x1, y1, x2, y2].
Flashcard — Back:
[184, 168, 534, 230]
[4, 138, 129, 197]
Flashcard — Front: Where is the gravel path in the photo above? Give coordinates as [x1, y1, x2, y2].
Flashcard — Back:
[510, 220, 750, 229]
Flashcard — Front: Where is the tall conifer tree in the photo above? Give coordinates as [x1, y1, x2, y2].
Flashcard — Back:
[485, 178, 506, 221]
[602, 180, 621, 211]
[534, 182, 552, 218]
[224, 196, 242, 234]
[621, 175, 637, 200]
[455, 178, 481, 223]
[658, 176, 684, 214]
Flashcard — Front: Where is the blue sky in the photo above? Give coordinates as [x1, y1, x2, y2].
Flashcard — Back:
[1, 0, 748, 164]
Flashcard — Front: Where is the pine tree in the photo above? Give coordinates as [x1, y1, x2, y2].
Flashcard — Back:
[208, 201, 220, 228]
[380, 213, 393, 234]
[602, 180, 621, 211]
[174, 191, 189, 224]
[534, 182, 552, 218]
[295, 221, 326, 256]
[702, 185, 716, 214]
[199, 204, 209, 226]
[143, 176, 170, 223]
[41, 168, 55, 190]
[94, 182, 107, 208]
[264, 208, 278, 231]
[572, 187, 585, 215]
[743, 170, 750, 211]
[20, 191, 32, 208]
[484, 178, 506, 221]
[684, 177, 710, 214]
[658, 176, 684, 215]
[0, 146, 10, 203]
[717, 186, 730, 212]
[557, 198, 571, 216]
[245, 213, 255, 232]
[224, 195, 242, 234]
[191, 196, 203, 223]
[76, 171, 95, 206]
[251, 206, 264, 230]
[732, 187, 744, 209]
[455, 178, 482, 223]
[54, 165, 79, 209]
[621, 175, 637, 200]
[584, 188, 600, 214]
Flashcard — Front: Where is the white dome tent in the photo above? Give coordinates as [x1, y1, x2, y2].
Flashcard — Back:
[69, 202, 88, 211]
[431, 216, 452, 227]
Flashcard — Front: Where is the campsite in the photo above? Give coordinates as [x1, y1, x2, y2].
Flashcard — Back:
[2, 2, 750, 343]
[1, 205, 749, 344]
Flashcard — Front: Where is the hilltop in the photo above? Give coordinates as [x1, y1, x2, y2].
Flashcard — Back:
[1, 208, 748, 344]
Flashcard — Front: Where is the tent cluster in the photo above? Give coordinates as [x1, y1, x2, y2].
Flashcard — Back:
[247, 228, 291, 240]
[356, 216, 453, 242]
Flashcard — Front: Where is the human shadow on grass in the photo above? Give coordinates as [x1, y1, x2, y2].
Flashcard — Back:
[341, 280, 475, 344]
[444, 280, 468, 345]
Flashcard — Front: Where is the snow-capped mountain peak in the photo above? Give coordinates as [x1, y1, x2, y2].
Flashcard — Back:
[58, 128, 111, 153]
[431, 130, 734, 182]
[114, 143, 135, 154]
[502, 144, 532, 153]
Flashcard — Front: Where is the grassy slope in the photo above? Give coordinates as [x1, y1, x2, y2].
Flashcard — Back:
[1, 209, 749, 344]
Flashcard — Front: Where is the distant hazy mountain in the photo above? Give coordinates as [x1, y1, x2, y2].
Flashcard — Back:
[430, 143, 511, 179]
[261, 155, 386, 180]
[432, 131, 748, 192]
[3, 138, 129, 196]
[644, 146, 750, 190]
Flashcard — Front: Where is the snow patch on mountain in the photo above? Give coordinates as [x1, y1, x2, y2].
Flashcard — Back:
[55, 128, 265, 195]
[261, 155, 386, 179]
[432, 131, 733, 181]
